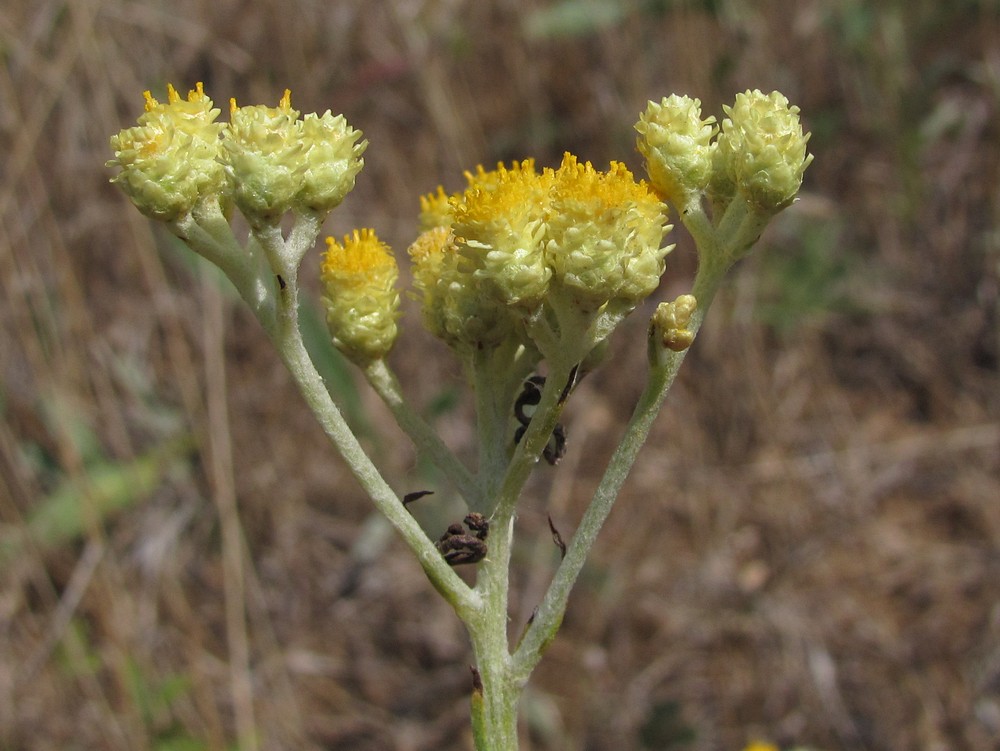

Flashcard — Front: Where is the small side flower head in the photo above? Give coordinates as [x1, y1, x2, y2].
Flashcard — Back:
[220, 90, 303, 227]
[407, 225, 518, 352]
[635, 95, 717, 209]
[419, 186, 452, 231]
[710, 89, 813, 216]
[408, 226, 458, 343]
[297, 111, 367, 213]
[320, 229, 400, 363]
[545, 154, 672, 313]
[108, 83, 226, 221]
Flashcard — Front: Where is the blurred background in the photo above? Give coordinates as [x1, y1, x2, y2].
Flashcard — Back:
[2, 0, 999, 749]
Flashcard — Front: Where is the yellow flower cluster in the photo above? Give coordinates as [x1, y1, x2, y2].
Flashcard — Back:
[409, 153, 673, 362]
[109, 85, 811, 372]
[108, 84, 366, 226]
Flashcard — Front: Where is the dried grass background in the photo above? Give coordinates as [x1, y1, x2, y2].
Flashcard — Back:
[2, 0, 1000, 749]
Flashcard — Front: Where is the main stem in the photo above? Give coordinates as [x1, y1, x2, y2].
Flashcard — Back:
[467, 512, 520, 749]
[461, 351, 579, 749]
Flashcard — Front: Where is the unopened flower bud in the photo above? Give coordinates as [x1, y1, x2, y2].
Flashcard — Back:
[711, 90, 813, 215]
[649, 294, 698, 359]
[635, 95, 717, 208]
[297, 111, 366, 213]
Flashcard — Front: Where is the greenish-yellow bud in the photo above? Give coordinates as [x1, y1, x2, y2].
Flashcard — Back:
[297, 111, 367, 213]
[712, 90, 813, 215]
[635, 95, 717, 209]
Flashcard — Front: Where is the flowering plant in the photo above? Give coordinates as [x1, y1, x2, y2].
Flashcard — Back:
[109, 84, 811, 748]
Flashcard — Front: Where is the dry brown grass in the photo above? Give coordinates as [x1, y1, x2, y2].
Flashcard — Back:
[2, 0, 999, 749]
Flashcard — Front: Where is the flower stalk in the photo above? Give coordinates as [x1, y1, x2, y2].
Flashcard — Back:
[109, 83, 811, 749]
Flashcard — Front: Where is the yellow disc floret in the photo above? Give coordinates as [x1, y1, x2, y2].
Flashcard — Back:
[321, 229, 400, 362]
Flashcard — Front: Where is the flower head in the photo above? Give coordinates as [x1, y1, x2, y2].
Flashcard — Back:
[545, 154, 671, 313]
[320, 229, 399, 362]
[107, 83, 226, 221]
[220, 90, 304, 226]
[419, 186, 452, 231]
[407, 225, 519, 351]
[711, 89, 813, 215]
[408, 226, 460, 343]
[451, 159, 553, 310]
[635, 95, 717, 209]
[297, 111, 367, 213]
